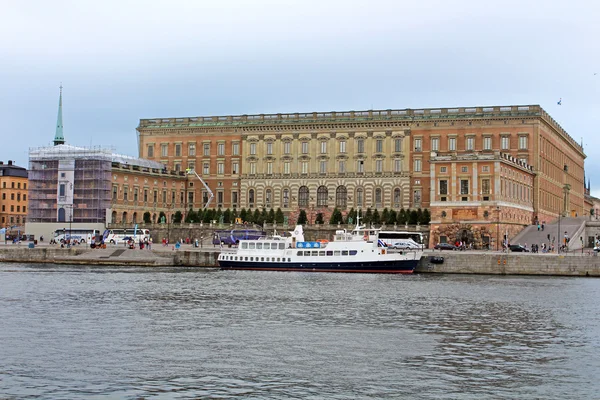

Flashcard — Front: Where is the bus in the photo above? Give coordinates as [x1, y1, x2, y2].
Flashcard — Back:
[378, 231, 425, 249]
[53, 229, 101, 244]
[212, 228, 266, 246]
[103, 228, 151, 244]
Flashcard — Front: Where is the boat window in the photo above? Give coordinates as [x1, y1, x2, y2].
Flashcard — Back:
[311, 251, 318, 256]
[256, 243, 263, 249]
[270, 243, 277, 249]
[304, 251, 311, 256]
[297, 251, 303, 256]
[279, 243, 285, 249]
[249, 243, 255, 249]
[261, 257, 264, 261]
[244, 257, 248, 261]
[350, 250, 357, 256]
[342, 250, 349, 256]
[241, 243, 248, 249]
[277, 258, 280, 262]
[319, 251, 325, 256]
[334, 251, 341, 256]
[326, 251, 333, 256]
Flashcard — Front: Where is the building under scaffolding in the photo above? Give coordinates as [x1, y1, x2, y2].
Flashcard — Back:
[26, 144, 164, 239]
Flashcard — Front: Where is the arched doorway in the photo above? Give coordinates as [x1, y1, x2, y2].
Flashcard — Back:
[58, 208, 66, 222]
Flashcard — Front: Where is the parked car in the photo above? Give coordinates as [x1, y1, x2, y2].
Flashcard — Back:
[390, 241, 422, 250]
[434, 243, 457, 251]
[509, 244, 530, 252]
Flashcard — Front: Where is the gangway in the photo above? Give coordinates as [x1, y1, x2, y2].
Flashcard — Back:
[187, 169, 214, 209]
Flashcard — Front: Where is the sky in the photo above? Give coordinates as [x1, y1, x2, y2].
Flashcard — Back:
[1, 0, 599, 193]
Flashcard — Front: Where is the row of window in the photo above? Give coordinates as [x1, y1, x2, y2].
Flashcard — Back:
[1, 215, 24, 224]
[1, 193, 26, 201]
[436, 177, 531, 202]
[221, 255, 292, 262]
[247, 186, 405, 208]
[1, 182, 27, 189]
[149, 142, 240, 158]
[248, 138, 402, 156]
[1, 205, 26, 212]
[414, 136, 528, 152]
[111, 186, 240, 207]
[247, 159, 403, 175]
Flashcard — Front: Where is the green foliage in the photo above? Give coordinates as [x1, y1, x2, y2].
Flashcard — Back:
[268, 208, 275, 223]
[364, 208, 373, 224]
[420, 209, 431, 225]
[381, 208, 389, 224]
[245, 209, 253, 223]
[591, 208, 595, 216]
[173, 210, 183, 223]
[315, 213, 324, 224]
[372, 209, 381, 225]
[184, 209, 196, 223]
[397, 208, 407, 225]
[239, 208, 247, 222]
[329, 208, 344, 224]
[202, 209, 214, 223]
[298, 210, 308, 225]
[223, 208, 232, 223]
[416, 208, 423, 225]
[408, 210, 419, 225]
[143, 211, 152, 224]
[253, 209, 261, 225]
[345, 208, 356, 224]
[275, 208, 285, 224]
[158, 211, 166, 223]
[387, 209, 397, 224]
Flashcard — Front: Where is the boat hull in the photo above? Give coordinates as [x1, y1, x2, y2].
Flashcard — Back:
[219, 259, 418, 274]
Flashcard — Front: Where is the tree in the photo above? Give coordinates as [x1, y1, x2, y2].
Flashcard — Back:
[408, 210, 419, 225]
[364, 208, 373, 224]
[315, 213, 324, 224]
[298, 210, 308, 225]
[267, 208, 275, 223]
[240, 208, 247, 222]
[223, 208, 232, 223]
[372, 209, 381, 225]
[416, 208, 423, 225]
[397, 208, 407, 225]
[329, 207, 343, 224]
[143, 211, 152, 224]
[275, 208, 284, 224]
[202, 208, 214, 223]
[253, 209, 262, 225]
[184, 209, 196, 223]
[420, 209, 431, 225]
[345, 208, 356, 224]
[245, 209, 254, 223]
[381, 208, 389, 225]
[387, 209, 397, 225]
[173, 210, 183, 223]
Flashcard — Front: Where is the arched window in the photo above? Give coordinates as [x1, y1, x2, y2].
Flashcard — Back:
[58, 208, 66, 222]
[393, 188, 401, 208]
[132, 212, 138, 224]
[265, 189, 272, 208]
[375, 188, 382, 209]
[298, 186, 309, 207]
[317, 186, 328, 207]
[248, 189, 255, 208]
[336, 186, 347, 208]
[282, 188, 290, 208]
[356, 187, 364, 208]
[111, 210, 117, 224]
[122, 212, 128, 224]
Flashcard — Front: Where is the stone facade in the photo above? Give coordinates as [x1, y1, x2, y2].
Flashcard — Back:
[0, 160, 28, 228]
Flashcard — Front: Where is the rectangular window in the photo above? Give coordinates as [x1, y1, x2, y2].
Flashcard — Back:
[482, 179, 490, 195]
[482, 165, 490, 172]
[218, 143, 225, 156]
[232, 162, 239, 174]
[188, 143, 196, 156]
[144, 189, 148, 202]
[461, 166, 468, 173]
[440, 166, 447, 173]
[449, 137, 456, 151]
[162, 190, 167, 203]
[188, 161, 195, 171]
[339, 141, 346, 153]
[232, 191, 239, 206]
[413, 189, 421, 205]
[320, 141, 327, 154]
[357, 139, 365, 153]
[59, 184, 66, 197]
[301, 161, 309, 174]
[217, 191, 224, 205]
[501, 136, 510, 150]
[153, 190, 158, 203]
[302, 142, 309, 154]
[414, 138, 422, 151]
[175, 144, 181, 157]
[440, 180, 448, 195]
[339, 160, 346, 173]
[376, 139, 383, 153]
[161, 144, 168, 157]
[134, 188, 138, 202]
[320, 161, 327, 174]
[203, 143, 210, 156]
[203, 162, 209, 175]
[232, 142, 239, 155]
[394, 159, 402, 172]
[460, 179, 469, 195]
[174, 163, 181, 172]
[284, 142, 291, 154]
[147, 145, 154, 157]
[284, 162, 291, 174]
[483, 137, 492, 150]
[266, 142, 273, 155]
[519, 136, 528, 149]
[267, 162, 273, 174]
[250, 143, 256, 155]
[376, 159, 383, 172]
[414, 159, 422, 172]
[357, 160, 364, 173]
[394, 138, 402, 152]
[217, 162, 224, 174]
[431, 138, 439, 151]
[250, 162, 256, 175]
[124, 187, 128, 201]
[466, 137, 475, 151]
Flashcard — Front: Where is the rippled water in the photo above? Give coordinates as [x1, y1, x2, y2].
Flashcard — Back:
[1, 264, 600, 399]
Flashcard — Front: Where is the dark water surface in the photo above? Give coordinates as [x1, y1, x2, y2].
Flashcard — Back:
[1, 264, 600, 399]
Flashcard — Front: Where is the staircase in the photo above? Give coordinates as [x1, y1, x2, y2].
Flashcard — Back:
[511, 217, 588, 251]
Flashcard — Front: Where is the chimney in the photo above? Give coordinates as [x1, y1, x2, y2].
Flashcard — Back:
[7, 160, 12, 165]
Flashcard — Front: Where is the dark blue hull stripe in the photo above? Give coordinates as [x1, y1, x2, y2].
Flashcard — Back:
[219, 260, 418, 273]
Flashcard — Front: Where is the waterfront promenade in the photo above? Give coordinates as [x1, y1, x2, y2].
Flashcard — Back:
[1, 240, 599, 276]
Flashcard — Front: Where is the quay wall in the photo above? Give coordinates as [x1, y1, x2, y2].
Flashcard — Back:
[1, 247, 600, 276]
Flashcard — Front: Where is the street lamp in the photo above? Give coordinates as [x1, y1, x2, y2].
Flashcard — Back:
[558, 164, 569, 254]
[496, 206, 500, 251]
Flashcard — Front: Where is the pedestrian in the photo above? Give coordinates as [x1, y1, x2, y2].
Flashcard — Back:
[541, 222, 545, 231]
[148, 237, 152, 250]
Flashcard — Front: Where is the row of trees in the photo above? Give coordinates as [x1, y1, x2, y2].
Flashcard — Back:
[144, 207, 431, 226]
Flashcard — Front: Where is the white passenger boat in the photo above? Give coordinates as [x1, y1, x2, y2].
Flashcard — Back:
[217, 218, 423, 274]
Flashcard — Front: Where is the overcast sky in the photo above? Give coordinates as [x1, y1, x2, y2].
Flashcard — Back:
[1, 0, 599, 193]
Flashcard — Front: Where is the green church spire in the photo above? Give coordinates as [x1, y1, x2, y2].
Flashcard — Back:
[53, 85, 65, 146]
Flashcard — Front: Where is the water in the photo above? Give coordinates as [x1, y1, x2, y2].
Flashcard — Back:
[1, 264, 600, 399]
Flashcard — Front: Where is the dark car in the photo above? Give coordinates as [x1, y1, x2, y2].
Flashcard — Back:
[434, 242, 457, 251]
[509, 244, 530, 252]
